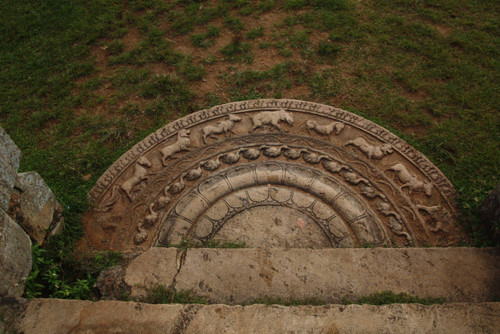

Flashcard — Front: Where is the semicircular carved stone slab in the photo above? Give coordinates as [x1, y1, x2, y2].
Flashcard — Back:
[82, 99, 464, 251]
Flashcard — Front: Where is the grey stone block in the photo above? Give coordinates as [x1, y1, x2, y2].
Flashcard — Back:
[0, 127, 21, 212]
[0, 209, 32, 298]
[10, 172, 63, 245]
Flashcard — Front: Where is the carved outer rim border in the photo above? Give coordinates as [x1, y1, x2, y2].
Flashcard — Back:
[88, 99, 456, 208]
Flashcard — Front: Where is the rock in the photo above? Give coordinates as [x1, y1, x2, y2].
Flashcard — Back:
[83, 100, 463, 252]
[120, 247, 500, 304]
[9, 172, 63, 244]
[479, 184, 500, 244]
[0, 210, 32, 297]
[0, 127, 21, 212]
[95, 264, 130, 300]
[10, 299, 500, 334]
[0, 297, 28, 333]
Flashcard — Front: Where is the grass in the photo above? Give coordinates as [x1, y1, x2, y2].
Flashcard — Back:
[342, 291, 446, 306]
[245, 296, 326, 306]
[166, 239, 247, 249]
[142, 285, 207, 304]
[0, 0, 498, 299]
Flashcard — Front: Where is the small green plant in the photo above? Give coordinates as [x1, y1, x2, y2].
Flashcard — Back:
[143, 285, 207, 304]
[205, 240, 247, 248]
[279, 47, 293, 58]
[259, 41, 271, 49]
[191, 25, 220, 48]
[166, 239, 246, 249]
[201, 55, 217, 65]
[246, 27, 264, 39]
[224, 16, 244, 32]
[289, 30, 310, 49]
[317, 40, 341, 56]
[24, 244, 124, 300]
[247, 296, 326, 306]
[106, 40, 125, 55]
[220, 39, 253, 63]
[284, 0, 306, 10]
[342, 291, 446, 306]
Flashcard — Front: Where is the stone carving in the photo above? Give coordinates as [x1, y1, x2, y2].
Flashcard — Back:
[169, 174, 186, 194]
[202, 114, 242, 144]
[143, 203, 158, 228]
[344, 137, 393, 160]
[159, 162, 387, 248]
[416, 204, 450, 233]
[89, 100, 456, 205]
[160, 129, 191, 166]
[84, 99, 461, 251]
[322, 160, 349, 174]
[360, 184, 386, 200]
[134, 222, 148, 245]
[250, 109, 294, 132]
[185, 166, 203, 181]
[343, 170, 369, 185]
[261, 145, 283, 158]
[242, 148, 260, 160]
[133, 203, 158, 245]
[201, 156, 221, 171]
[306, 120, 344, 136]
[282, 147, 305, 160]
[156, 186, 171, 209]
[121, 156, 152, 201]
[386, 163, 433, 197]
[377, 201, 411, 243]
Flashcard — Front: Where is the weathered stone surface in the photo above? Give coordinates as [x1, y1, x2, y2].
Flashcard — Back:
[9, 172, 63, 244]
[0, 127, 21, 212]
[479, 184, 500, 244]
[0, 210, 32, 297]
[82, 100, 464, 252]
[120, 247, 499, 304]
[9, 299, 500, 334]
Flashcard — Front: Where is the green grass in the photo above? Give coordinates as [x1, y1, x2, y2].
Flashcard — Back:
[342, 291, 446, 306]
[220, 39, 253, 63]
[165, 239, 247, 249]
[0, 0, 498, 300]
[142, 285, 208, 304]
[246, 296, 327, 306]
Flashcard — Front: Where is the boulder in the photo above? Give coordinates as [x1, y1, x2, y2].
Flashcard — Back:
[0, 127, 21, 212]
[0, 210, 32, 297]
[9, 172, 63, 245]
[479, 184, 500, 244]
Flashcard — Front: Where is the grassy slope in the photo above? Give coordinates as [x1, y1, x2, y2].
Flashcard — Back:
[0, 0, 498, 296]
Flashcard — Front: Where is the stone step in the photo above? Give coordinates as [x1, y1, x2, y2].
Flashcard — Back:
[97, 247, 500, 304]
[3, 298, 499, 334]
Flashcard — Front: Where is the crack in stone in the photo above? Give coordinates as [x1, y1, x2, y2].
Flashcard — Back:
[169, 248, 187, 301]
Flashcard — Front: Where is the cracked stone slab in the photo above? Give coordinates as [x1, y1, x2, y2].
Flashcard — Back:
[82, 99, 465, 252]
[120, 247, 499, 304]
[8, 299, 500, 334]
[0, 127, 21, 212]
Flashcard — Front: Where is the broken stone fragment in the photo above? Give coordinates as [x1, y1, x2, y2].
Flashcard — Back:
[0, 209, 32, 298]
[9, 172, 63, 245]
[0, 127, 21, 212]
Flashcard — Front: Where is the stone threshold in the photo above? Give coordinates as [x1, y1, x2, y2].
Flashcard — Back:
[4, 298, 499, 334]
[97, 247, 500, 304]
